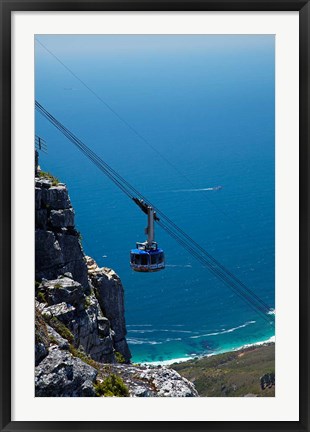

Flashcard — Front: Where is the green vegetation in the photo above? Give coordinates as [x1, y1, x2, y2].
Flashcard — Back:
[37, 291, 47, 304]
[171, 344, 275, 397]
[53, 283, 62, 289]
[69, 344, 99, 369]
[94, 374, 129, 397]
[84, 296, 92, 309]
[35, 308, 50, 347]
[115, 351, 126, 364]
[48, 317, 74, 343]
[49, 335, 59, 345]
[38, 170, 60, 186]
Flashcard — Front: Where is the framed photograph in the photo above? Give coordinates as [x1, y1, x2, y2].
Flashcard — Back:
[1, 0, 309, 431]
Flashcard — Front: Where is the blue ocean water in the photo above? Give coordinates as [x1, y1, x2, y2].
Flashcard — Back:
[35, 35, 275, 363]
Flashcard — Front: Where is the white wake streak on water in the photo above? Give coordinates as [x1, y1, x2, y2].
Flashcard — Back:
[171, 187, 215, 192]
[190, 320, 256, 339]
[127, 337, 182, 345]
[127, 321, 256, 346]
[128, 329, 195, 334]
[127, 339, 162, 345]
[127, 324, 185, 328]
[127, 324, 153, 327]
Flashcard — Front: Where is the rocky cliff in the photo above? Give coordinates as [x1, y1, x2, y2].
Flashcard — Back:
[35, 171, 130, 365]
[35, 178, 88, 287]
[34, 157, 198, 397]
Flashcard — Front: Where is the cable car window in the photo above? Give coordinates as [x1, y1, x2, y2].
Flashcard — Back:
[141, 255, 148, 265]
[150, 254, 157, 264]
[158, 253, 164, 263]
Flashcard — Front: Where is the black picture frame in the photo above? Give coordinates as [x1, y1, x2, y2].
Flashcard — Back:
[1, 1, 309, 431]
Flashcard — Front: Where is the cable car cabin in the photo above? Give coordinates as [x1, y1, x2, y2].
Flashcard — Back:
[130, 241, 165, 272]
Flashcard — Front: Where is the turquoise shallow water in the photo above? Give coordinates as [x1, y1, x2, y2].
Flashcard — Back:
[35, 35, 275, 363]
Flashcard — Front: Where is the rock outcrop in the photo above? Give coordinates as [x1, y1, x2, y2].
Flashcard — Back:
[110, 364, 199, 397]
[35, 300, 198, 397]
[35, 174, 130, 363]
[35, 178, 88, 288]
[87, 257, 131, 362]
[37, 276, 116, 363]
[260, 372, 275, 390]
[35, 348, 97, 397]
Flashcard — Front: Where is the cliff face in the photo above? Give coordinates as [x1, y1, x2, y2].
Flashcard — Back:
[35, 174, 131, 364]
[35, 178, 88, 287]
[87, 257, 131, 362]
[34, 160, 198, 398]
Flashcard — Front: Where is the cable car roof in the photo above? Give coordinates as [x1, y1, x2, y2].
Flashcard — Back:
[130, 248, 164, 255]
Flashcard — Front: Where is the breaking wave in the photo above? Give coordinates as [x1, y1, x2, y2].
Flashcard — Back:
[127, 338, 162, 345]
[190, 320, 256, 339]
[127, 337, 183, 345]
[128, 329, 195, 334]
[235, 335, 275, 350]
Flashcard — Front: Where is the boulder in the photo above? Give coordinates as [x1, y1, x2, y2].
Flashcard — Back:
[97, 316, 111, 338]
[106, 364, 199, 397]
[35, 348, 97, 397]
[42, 302, 76, 325]
[260, 372, 275, 390]
[38, 277, 85, 311]
[47, 325, 70, 350]
[131, 386, 153, 397]
[139, 366, 198, 397]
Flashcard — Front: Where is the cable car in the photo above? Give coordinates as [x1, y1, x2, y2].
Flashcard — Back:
[130, 199, 165, 272]
[130, 241, 165, 272]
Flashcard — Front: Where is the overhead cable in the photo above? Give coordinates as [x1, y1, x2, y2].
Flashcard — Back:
[35, 100, 274, 326]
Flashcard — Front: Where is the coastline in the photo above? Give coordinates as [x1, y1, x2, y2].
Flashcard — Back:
[139, 335, 275, 366]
